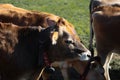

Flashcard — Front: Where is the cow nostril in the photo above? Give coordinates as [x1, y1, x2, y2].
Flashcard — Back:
[87, 51, 92, 57]
[87, 54, 91, 58]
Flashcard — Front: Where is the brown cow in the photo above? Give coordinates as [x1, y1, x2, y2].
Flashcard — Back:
[89, 0, 120, 80]
[0, 20, 90, 80]
[0, 3, 92, 61]
[0, 4, 92, 60]
[0, 4, 93, 80]
[0, 4, 106, 80]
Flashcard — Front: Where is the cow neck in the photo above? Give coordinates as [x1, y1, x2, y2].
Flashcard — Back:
[43, 52, 51, 66]
[38, 25, 55, 67]
[42, 25, 57, 67]
[36, 52, 52, 80]
[79, 59, 91, 80]
[80, 56, 101, 80]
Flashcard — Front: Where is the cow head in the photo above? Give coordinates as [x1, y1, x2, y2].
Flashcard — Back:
[45, 17, 91, 62]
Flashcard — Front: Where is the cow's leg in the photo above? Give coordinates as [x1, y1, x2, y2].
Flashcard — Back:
[89, 0, 102, 56]
[103, 53, 113, 80]
[89, 21, 94, 56]
[96, 45, 113, 80]
[89, 0, 104, 53]
[89, 0, 94, 56]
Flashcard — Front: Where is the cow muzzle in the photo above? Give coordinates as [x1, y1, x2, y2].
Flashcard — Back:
[78, 50, 91, 61]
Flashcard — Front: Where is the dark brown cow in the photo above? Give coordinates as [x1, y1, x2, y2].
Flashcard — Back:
[0, 5, 91, 61]
[89, 0, 120, 80]
[0, 4, 91, 61]
[0, 20, 90, 80]
[0, 4, 92, 80]
[0, 4, 106, 80]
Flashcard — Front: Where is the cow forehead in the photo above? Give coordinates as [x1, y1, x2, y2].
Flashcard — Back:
[60, 24, 80, 41]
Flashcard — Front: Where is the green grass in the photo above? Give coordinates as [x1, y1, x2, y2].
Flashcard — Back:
[0, 0, 90, 47]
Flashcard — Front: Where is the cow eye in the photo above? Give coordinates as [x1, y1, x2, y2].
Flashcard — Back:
[80, 40, 83, 43]
[65, 40, 73, 44]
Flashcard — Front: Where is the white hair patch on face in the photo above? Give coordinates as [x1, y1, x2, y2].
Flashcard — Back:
[58, 26, 66, 36]
[51, 31, 58, 45]
[78, 50, 91, 61]
[52, 39, 57, 45]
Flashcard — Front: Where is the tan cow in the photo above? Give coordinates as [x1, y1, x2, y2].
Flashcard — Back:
[89, 0, 120, 80]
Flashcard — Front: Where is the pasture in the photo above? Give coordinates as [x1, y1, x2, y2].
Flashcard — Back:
[0, 0, 120, 80]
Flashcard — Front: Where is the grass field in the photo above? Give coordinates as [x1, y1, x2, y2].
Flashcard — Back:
[0, 0, 120, 80]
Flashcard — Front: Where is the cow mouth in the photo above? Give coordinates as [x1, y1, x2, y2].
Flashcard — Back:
[63, 50, 91, 62]
[76, 50, 91, 61]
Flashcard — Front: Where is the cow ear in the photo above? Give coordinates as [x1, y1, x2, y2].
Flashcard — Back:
[50, 18, 65, 45]
[47, 18, 56, 27]
[47, 18, 59, 45]
[57, 18, 65, 27]
[49, 18, 66, 45]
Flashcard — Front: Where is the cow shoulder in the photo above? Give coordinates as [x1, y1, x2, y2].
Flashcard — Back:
[0, 22, 19, 54]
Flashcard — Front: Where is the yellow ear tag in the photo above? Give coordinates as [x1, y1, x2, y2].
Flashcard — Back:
[52, 31, 58, 45]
